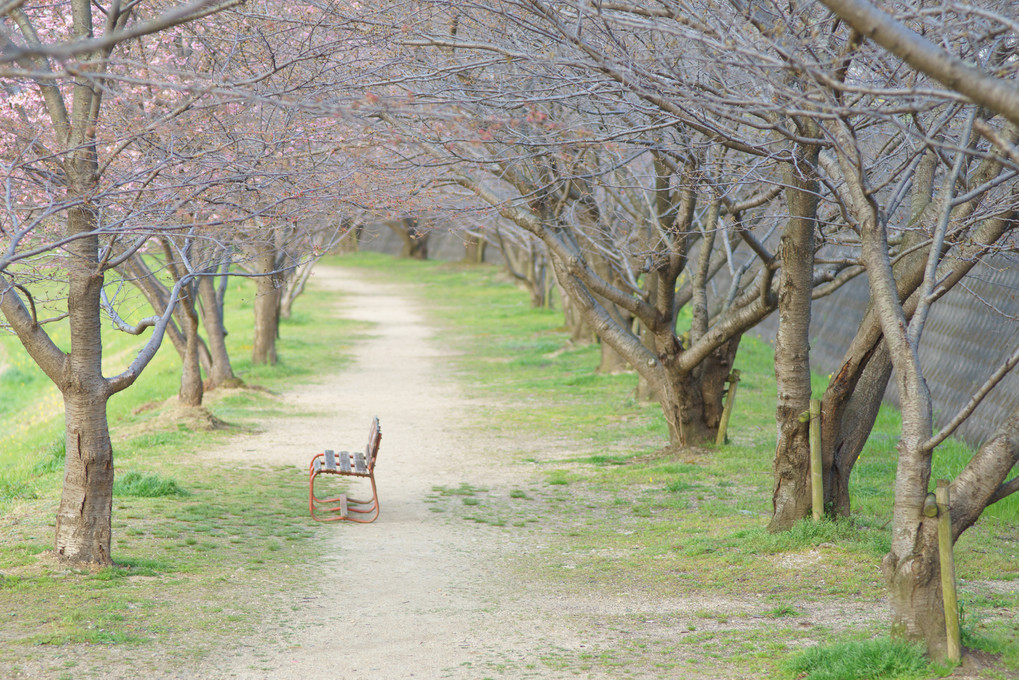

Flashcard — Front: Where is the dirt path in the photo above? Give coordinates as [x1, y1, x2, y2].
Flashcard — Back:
[200, 265, 578, 679]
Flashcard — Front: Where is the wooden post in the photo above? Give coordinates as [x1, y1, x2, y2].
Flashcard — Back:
[809, 399, 823, 521]
[936, 479, 962, 663]
[715, 370, 741, 446]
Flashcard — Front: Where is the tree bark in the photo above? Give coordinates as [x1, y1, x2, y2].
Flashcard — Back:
[883, 521, 948, 657]
[56, 387, 114, 566]
[198, 275, 240, 389]
[253, 265, 282, 366]
[55, 209, 116, 565]
[177, 285, 204, 407]
[824, 343, 893, 515]
[817, 138, 1012, 516]
[769, 143, 819, 531]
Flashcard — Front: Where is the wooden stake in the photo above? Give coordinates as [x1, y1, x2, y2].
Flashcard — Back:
[809, 399, 823, 521]
[936, 479, 962, 663]
[715, 370, 741, 446]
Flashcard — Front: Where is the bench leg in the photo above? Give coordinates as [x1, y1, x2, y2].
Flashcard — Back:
[334, 474, 379, 524]
[309, 467, 379, 523]
[309, 459, 348, 522]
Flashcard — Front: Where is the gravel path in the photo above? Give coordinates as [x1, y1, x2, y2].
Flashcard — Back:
[203, 265, 586, 679]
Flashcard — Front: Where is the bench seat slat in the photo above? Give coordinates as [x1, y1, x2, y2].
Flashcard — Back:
[339, 452, 351, 473]
[354, 452, 367, 475]
[324, 450, 337, 472]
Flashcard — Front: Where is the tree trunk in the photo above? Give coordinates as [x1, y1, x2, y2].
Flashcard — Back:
[391, 218, 429, 259]
[655, 337, 740, 446]
[636, 271, 661, 402]
[769, 143, 819, 532]
[56, 205, 115, 566]
[558, 280, 594, 344]
[178, 288, 204, 407]
[464, 234, 487, 263]
[823, 343, 893, 515]
[56, 388, 114, 566]
[252, 245, 282, 365]
[281, 260, 316, 319]
[817, 146, 1012, 517]
[598, 340, 630, 373]
[597, 290, 633, 373]
[659, 370, 712, 446]
[698, 337, 741, 432]
[883, 519, 947, 657]
[198, 275, 240, 388]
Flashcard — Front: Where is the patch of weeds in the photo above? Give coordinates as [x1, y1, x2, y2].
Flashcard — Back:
[580, 454, 630, 466]
[784, 637, 934, 680]
[114, 471, 189, 498]
[112, 556, 169, 576]
[961, 612, 1019, 669]
[432, 483, 487, 497]
[728, 518, 883, 557]
[0, 470, 35, 502]
[509, 489, 532, 500]
[546, 470, 572, 486]
[764, 605, 800, 618]
[666, 479, 700, 493]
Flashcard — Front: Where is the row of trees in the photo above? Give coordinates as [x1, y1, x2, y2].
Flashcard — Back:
[2, 0, 1017, 661]
[352, 0, 1019, 658]
[0, 0, 412, 565]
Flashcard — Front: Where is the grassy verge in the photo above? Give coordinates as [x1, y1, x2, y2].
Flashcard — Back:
[336, 252, 1019, 679]
[0, 272, 362, 677]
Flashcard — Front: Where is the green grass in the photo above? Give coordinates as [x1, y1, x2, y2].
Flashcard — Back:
[113, 471, 190, 498]
[784, 637, 940, 680]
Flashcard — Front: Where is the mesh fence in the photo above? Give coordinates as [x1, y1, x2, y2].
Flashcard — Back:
[757, 256, 1019, 446]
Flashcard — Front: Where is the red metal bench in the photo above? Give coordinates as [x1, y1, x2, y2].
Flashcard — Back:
[308, 416, 382, 523]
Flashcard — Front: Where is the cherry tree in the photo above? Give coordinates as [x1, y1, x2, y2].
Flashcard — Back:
[0, 0, 378, 564]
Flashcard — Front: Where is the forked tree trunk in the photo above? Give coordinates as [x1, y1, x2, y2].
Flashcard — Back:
[657, 337, 741, 446]
[699, 337, 741, 432]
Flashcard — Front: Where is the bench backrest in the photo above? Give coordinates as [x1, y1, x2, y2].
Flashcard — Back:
[366, 416, 382, 471]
